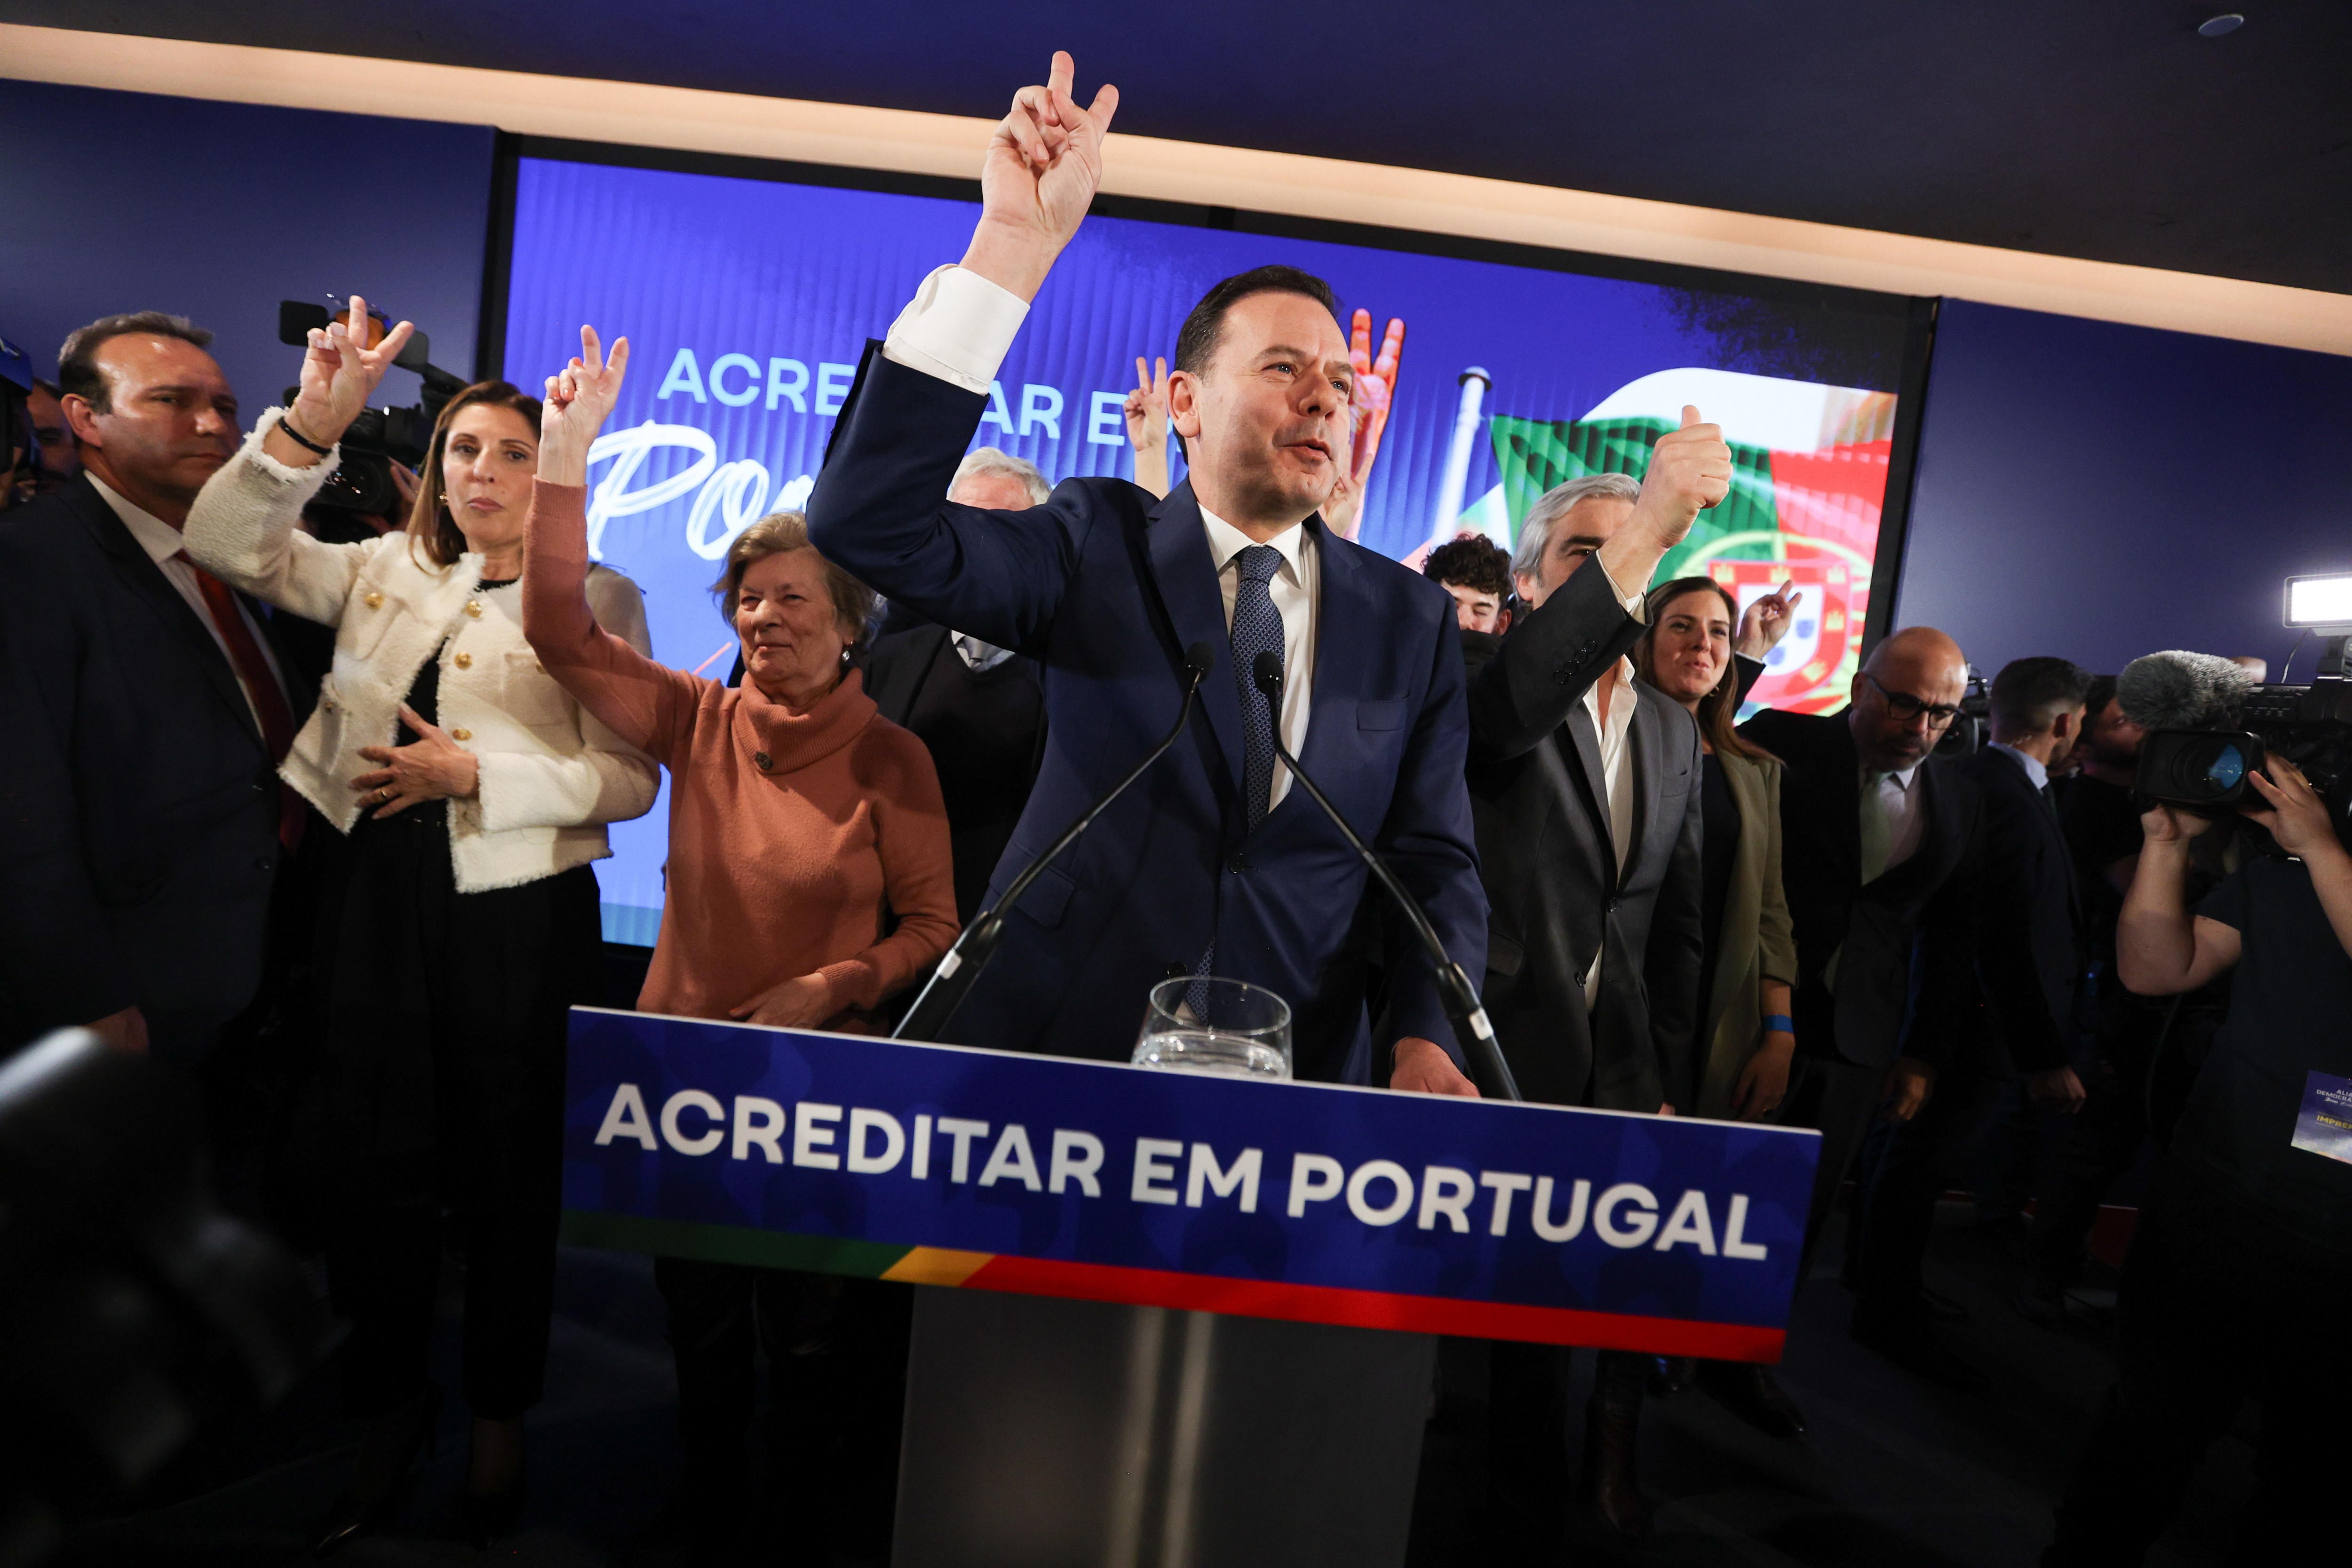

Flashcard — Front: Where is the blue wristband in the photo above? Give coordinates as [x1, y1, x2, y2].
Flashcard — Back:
[1762, 1015, 1795, 1036]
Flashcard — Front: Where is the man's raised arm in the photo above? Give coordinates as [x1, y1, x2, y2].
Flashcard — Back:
[805, 52, 1120, 649]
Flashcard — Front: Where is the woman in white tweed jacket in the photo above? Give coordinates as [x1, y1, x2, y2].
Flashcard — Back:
[182, 299, 655, 1552]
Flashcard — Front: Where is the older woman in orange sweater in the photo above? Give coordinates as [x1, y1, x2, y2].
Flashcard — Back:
[521, 327, 956, 1549]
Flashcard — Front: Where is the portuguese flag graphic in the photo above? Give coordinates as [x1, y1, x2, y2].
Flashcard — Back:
[1477, 371, 1897, 716]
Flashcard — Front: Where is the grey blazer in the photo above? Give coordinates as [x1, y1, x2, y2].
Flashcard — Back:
[1694, 747, 1800, 1119]
[1463, 562, 1707, 1112]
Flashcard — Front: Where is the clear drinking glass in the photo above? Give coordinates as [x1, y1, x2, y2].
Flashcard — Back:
[1132, 976, 1294, 1080]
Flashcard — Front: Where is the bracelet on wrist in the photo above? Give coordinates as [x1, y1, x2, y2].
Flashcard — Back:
[276, 411, 334, 457]
[1762, 1014, 1796, 1037]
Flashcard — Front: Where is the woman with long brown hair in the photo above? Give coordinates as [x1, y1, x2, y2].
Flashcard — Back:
[182, 299, 658, 1551]
[1633, 573, 1806, 1434]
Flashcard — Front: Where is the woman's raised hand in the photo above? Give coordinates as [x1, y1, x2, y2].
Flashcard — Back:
[287, 293, 416, 448]
[537, 324, 630, 488]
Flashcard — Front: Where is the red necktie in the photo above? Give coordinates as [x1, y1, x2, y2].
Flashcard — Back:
[177, 554, 305, 849]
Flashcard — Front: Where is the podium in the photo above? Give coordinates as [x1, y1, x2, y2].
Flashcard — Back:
[894, 1291, 1434, 1568]
[557, 1008, 1817, 1564]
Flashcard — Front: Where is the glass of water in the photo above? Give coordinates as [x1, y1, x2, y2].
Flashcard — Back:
[1132, 976, 1293, 1080]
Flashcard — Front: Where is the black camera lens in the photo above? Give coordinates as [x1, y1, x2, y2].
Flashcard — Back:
[2140, 728, 2267, 808]
[2201, 742, 2248, 794]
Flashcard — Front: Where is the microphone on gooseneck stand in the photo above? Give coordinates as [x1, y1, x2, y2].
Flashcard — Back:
[893, 640, 1219, 1043]
[1250, 651, 1522, 1102]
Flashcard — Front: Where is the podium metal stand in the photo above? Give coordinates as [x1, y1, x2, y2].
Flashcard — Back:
[893, 1289, 1435, 1568]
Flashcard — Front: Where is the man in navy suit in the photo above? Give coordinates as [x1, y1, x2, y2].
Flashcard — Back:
[806, 53, 1484, 1090]
[1853, 657, 2090, 1364]
[0, 314, 311, 1060]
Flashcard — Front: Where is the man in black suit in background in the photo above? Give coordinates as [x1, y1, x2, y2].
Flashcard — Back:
[0, 313, 310, 1060]
[864, 447, 1050, 924]
[1740, 629, 2057, 1388]
[1460, 446, 1725, 1542]
[1851, 657, 2091, 1384]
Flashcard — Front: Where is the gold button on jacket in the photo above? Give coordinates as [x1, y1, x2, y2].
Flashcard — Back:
[465, 601, 484, 618]
[364, 591, 384, 608]
[453, 652, 472, 669]
[452, 728, 473, 742]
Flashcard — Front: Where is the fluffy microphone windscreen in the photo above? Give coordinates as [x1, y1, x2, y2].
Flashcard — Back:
[2116, 650, 2259, 729]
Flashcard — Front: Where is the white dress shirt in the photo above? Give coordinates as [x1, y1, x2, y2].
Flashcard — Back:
[952, 632, 1015, 673]
[884, 264, 1319, 810]
[88, 471, 288, 735]
[1575, 561, 1648, 1011]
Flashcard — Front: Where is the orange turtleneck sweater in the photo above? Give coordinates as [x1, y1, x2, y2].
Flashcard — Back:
[521, 481, 958, 1026]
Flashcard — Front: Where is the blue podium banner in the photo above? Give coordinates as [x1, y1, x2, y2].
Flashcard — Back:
[561, 1008, 1821, 1359]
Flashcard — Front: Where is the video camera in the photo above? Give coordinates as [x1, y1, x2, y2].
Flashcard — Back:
[276, 298, 469, 518]
[1932, 664, 1991, 759]
[2124, 573, 2352, 843]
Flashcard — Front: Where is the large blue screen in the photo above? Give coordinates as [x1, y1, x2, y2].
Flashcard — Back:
[501, 155, 1914, 945]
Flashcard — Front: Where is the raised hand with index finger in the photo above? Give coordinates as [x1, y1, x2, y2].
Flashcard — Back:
[962, 50, 1120, 302]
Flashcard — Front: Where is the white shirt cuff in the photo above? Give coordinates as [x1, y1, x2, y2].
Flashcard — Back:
[1596, 557, 1646, 621]
[881, 264, 1029, 396]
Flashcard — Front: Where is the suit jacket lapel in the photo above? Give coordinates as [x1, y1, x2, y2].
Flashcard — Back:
[1626, 686, 1677, 877]
[1144, 481, 1245, 796]
[73, 481, 264, 751]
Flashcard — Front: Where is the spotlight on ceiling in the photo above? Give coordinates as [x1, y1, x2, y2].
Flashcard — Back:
[2197, 13, 2246, 36]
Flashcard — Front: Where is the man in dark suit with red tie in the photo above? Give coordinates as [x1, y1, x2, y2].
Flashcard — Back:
[0, 313, 311, 1060]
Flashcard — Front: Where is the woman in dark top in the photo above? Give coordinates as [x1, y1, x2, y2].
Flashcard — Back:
[1635, 578, 1797, 1121]
[1633, 577, 1809, 1437]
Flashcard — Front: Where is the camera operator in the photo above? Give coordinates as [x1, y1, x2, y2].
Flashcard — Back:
[2020, 679, 2225, 1321]
[2044, 758, 2352, 1564]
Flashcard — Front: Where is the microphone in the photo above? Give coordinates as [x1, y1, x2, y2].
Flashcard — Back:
[1249, 651, 1522, 1102]
[894, 640, 1217, 1042]
[2116, 649, 2258, 729]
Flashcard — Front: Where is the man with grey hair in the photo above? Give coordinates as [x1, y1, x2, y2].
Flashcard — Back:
[950, 445, 1050, 509]
[1506, 470, 1641, 599]
[1459, 429, 1730, 1542]
[865, 446, 1052, 929]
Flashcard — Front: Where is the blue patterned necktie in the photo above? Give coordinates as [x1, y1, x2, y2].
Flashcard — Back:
[1229, 543, 1285, 828]
[1191, 543, 1286, 1009]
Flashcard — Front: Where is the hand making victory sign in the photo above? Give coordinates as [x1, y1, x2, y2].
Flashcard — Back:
[1735, 578, 1804, 661]
[960, 51, 1120, 302]
[535, 323, 632, 488]
[1124, 354, 1171, 497]
[262, 293, 416, 466]
[1326, 310, 1404, 540]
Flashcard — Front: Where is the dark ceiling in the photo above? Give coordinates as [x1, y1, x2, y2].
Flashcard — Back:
[12, 1, 2352, 295]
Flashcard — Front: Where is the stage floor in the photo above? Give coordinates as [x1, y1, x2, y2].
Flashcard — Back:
[62, 1199, 2248, 1567]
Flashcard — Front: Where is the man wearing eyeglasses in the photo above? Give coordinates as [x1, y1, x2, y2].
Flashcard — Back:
[1740, 627, 2060, 1391]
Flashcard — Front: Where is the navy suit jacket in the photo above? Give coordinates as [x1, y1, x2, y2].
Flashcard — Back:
[1909, 746, 2081, 1075]
[806, 351, 1486, 1081]
[0, 477, 307, 1052]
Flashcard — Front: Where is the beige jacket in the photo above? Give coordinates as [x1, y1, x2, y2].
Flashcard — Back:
[1695, 746, 1801, 1119]
[183, 413, 658, 892]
